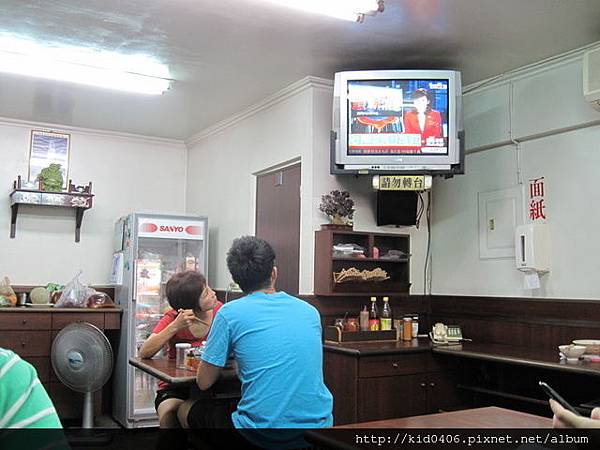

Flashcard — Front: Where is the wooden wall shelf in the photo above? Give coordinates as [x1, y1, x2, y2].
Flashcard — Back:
[10, 176, 94, 242]
[314, 229, 411, 296]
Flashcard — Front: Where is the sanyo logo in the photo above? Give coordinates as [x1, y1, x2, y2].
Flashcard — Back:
[159, 225, 184, 232]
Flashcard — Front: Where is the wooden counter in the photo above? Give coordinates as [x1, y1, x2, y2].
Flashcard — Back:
[323, 338, 460, 425]
[0, 307, 121, 421]
[432, 342, 600, 377]
[324, 338, 432, 357]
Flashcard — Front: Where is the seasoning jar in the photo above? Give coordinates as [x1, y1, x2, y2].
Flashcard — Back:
[402, 316, 413, 341]
[186, 349, 198, 370]
[175, 343, 191, 369]
[412, 315, 419, 338]
[359, 306, 369, 331]
[344, 317, 359, 332]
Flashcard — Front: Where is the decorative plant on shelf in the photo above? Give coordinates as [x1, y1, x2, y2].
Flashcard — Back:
[319, 190, 355, 227]
[37, 163, 64, 192]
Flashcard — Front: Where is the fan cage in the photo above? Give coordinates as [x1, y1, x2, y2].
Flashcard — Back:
[51, 322, 113, 393]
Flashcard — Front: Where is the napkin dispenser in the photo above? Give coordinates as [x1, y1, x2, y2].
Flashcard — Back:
[515, 223, 549, 273]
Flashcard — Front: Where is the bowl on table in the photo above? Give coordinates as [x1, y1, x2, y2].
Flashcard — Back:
[559, 344, 586, 362]
[572, 340, 600, 355]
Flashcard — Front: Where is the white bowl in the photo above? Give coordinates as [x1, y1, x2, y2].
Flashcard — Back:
[559, 344, 586, 360]
[572, 340, 600, 355]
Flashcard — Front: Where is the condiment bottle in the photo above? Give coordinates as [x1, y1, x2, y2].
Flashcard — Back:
[369, 297, 379, 331]
[402, 316, 413, 341]
[380, 297, 392, 330]
[412, 315, 419, 338]
[175, 343, 191, 369]
[372, 246, 379, 259]
[359, 306, 369, 331]
[185, 349, 196, 369]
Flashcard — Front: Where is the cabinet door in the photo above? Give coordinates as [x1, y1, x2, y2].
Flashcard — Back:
[357, 374, 427, 422]
[426, 372, 461, 413]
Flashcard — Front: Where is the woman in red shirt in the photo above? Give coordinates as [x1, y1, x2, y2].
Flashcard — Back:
[403, 88, 443, 147]
[139, 270, 222, 428]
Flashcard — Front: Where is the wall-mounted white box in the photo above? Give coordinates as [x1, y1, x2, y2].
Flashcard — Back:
[515, 223, 550, 273]
[478, 186, 523, 259]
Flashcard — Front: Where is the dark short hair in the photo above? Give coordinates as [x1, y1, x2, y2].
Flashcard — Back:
[165, 271, 206, 310]
[226, 236, 275, 294]
[412, 88, 432, 111]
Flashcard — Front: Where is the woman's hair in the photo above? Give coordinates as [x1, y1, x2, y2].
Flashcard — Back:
[226, 236, 275, 294]
[412, 88, 432, 112]
[165, 270, 206, 311]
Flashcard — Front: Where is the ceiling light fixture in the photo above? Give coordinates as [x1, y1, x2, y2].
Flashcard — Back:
[0, 35, 172, 95]
[261, 0, 384, 22]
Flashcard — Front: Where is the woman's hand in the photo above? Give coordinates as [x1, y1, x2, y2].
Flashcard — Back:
[171, 309, 198, 332]
[550, 399, 600, 428]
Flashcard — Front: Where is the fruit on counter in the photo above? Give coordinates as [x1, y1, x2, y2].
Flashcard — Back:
[45, 283, 65, 293]
[0, 277, 16, 306]
[30, 287, 50, 304]
[86, 292, 115, 308]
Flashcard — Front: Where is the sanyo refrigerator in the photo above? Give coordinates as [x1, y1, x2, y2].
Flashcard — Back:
[111, 213, 208, 428]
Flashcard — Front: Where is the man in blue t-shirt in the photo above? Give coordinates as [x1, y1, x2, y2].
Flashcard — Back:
[178, 236, 332, 438]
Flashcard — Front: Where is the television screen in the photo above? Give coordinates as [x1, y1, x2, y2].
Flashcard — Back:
[332, 70, 463, 175]
[348, 79, 449, 156]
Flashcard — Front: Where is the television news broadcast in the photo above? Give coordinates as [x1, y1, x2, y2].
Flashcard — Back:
[347, 79, 449, 156]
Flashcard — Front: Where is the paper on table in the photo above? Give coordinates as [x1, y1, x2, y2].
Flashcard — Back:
[524, 271, 540, 289]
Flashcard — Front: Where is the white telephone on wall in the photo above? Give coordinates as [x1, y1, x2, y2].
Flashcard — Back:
[429, 323, 464, 344]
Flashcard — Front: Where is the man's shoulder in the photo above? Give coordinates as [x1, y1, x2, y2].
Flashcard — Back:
[277, 292, 318, 313]
[0, 348, 17, 363]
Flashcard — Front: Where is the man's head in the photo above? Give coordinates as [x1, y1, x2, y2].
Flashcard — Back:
[165, 270, 208, 311]
[226, 236, 276, 294]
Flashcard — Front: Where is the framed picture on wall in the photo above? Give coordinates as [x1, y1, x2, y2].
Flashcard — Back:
[28, 130, 70, 189]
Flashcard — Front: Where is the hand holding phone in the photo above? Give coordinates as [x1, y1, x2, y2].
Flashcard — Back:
[539, 381, 581, 416]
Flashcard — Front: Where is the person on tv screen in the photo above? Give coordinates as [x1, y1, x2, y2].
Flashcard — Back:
[403, 88, 443, 145]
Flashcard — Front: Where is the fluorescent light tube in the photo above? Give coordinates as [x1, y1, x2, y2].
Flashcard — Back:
[0, 35, 171, 95]
[261, 0, 382, 21]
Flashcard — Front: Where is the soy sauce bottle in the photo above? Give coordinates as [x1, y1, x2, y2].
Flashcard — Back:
[369, 297, 379, 331]
[380, 297, 392, 331]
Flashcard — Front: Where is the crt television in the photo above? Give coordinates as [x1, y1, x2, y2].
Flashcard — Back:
[332, 69, 463, 175]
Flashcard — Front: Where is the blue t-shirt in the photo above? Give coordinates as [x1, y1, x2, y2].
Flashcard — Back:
[201, 291, 333, 429]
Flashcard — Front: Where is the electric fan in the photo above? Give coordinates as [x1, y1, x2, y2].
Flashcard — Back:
[51, 322, 113, 428]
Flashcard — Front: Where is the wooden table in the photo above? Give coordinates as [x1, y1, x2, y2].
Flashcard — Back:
[305, 407, 552, 449]
[332, 406, 552, 428]
[130, 357, 240, 399]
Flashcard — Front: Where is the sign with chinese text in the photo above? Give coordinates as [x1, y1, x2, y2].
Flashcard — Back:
[528, 177, 546, 222]
[378, 175, 431, 191]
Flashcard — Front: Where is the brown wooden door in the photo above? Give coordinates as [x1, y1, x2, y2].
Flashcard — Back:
[255, 164, 301, 295]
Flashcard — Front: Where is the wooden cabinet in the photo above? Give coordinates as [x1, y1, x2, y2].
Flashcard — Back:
[324, 344, 459, 425]
[314, 230, 410, 296]
[0, 308, 120, 422]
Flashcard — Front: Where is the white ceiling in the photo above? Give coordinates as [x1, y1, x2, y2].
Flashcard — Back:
[1, 0, 600, 140]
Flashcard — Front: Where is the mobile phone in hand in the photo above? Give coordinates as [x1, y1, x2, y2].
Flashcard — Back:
[539, 381, 581, 416]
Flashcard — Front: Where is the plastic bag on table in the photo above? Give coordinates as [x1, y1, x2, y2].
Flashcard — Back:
[0, 277, 17, 306]
[55, 272, 90, 308]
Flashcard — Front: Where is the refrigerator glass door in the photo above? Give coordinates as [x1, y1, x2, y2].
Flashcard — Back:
[132, 235, 206, 417]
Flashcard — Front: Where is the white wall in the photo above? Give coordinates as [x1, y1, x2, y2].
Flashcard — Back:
[186, 77, 430, 295]
[0, 118, 186, 286]
[185, 79, 315, 293]
[431, 52, 600, 299]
